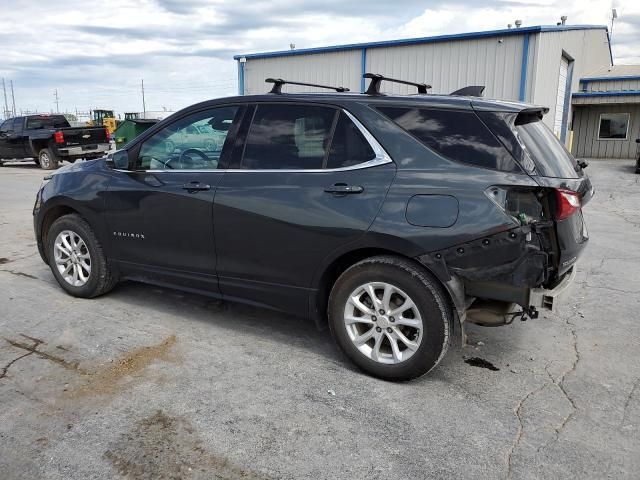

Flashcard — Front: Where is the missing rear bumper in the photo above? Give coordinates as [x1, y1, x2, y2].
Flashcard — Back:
[528, 267, 577, 312]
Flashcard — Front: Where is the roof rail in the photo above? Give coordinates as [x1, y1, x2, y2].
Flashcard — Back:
[450, 85, 485, 97]
[265, 78, 350, 94]
[364, 73, 431, 95]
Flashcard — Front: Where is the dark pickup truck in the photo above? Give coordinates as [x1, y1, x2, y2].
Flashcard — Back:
[0, 114, 110, 169]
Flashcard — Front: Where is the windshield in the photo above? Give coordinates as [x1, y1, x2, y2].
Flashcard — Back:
[515, 120, 579, 179]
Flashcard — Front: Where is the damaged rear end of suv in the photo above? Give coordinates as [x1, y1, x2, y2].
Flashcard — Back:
[371, 96, 592, 335]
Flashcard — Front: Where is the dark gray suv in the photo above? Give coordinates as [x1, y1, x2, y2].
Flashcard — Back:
[33, 75, 592, 380]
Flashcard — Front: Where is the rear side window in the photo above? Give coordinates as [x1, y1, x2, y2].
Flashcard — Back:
[515, 120, 579, 178]
[326, 112, 376, 169]
[243, 104, 336, 170]
[26, 115, 69, 129]
[377, 106, 520, 172]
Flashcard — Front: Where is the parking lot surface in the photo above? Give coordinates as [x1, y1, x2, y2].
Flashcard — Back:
[1, 160, 639, 479]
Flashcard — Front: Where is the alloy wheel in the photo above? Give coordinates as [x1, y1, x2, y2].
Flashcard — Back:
[40, 152, 50, 168]
[343, 282, 423, 364]
[53, 230, 91, 287]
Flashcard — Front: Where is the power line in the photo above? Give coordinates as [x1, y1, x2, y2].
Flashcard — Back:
[141, 78, 146, 115]
[10, 80, 16, 116]
[1, 78, 9, 119]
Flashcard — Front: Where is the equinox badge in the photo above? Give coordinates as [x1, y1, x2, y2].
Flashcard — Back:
[113, 231, 145, 239]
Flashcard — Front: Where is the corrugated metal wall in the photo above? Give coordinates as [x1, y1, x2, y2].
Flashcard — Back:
[531, 29, 611, 132]
[242, 50, 361, 95]
[582, 78, 640, 92]
[239, 28, 613, 149]
[571, 104, 640, 159]
[573, 95, 640, 105]
[364, 35, 523, 98]
[241, 35, 526, 98]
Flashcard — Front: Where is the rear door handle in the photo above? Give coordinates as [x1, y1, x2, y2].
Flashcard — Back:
[324, 184, 364, 195]
[182, 181, 211, 192]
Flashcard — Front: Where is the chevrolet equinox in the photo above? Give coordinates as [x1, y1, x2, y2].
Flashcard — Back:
[33, 75, 592, 380]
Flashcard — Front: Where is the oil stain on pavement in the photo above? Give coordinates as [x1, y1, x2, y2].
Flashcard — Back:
[104, 410, 269, 480]
[464, 357, 500, 371]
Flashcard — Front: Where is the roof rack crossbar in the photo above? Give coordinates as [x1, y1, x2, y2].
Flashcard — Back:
[363, 73, 431, 95]
[265, 78, 350, 94]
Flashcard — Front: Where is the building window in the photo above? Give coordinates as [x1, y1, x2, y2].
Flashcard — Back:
[598, 113, 630, 140]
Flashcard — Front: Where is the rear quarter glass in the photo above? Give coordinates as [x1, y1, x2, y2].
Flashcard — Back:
[514, 120, 580, 179]
[375, 106, 522, 173]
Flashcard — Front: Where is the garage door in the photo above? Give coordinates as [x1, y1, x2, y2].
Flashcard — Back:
[554, 56, 569, 138]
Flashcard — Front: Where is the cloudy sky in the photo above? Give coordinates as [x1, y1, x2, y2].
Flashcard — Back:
[0, 0, 638, 117]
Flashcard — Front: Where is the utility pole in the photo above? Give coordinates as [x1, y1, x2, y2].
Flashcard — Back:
[141, 79, 146, 117]
[10, 80, 16, 116]
[2, 78, 9, 119]
[54, 89, 60, 113]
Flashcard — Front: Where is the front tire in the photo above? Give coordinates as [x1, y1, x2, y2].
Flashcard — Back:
[47, 214, 116, 298]
[38, 148, 59, 170]
[328, 256, 452, 381]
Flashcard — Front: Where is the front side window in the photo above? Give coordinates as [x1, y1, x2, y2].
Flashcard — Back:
[377, 106, 520, 172]
[598, 113, 629, 140]
[137, 106, 239, 170]
[243, 104, 336, 170]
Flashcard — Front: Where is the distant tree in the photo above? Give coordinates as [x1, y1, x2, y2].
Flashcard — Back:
[63, 113, 78, 122]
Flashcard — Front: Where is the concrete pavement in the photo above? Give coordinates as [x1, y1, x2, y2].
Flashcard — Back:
[0, 159, 638, 479]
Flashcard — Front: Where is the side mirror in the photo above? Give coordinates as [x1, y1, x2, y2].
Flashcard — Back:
[636, 139, 640, 144]
[108, 150, 130, 169]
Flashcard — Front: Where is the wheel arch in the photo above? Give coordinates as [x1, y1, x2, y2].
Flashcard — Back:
[39, 205, 81, 262]
[310, 247, 460, 331]
[38, 200, 109, 263]
[30, 139, 50, 157]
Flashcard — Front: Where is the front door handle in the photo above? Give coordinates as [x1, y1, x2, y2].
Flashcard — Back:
[182, 181, 211, 192]
[324, 184, 364, 195]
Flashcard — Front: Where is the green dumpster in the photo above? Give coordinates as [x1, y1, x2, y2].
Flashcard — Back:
[113, 119, 158, 146]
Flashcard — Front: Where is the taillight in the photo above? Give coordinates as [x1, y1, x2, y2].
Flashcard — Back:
[105, 127, 111, 141]
[555, 189, 581, 220]
[53, 131, 64, 144]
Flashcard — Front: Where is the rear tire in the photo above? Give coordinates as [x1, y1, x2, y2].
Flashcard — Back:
[47, 214, 117, 298]
[38, 148, 59, 170]
[328, 255, 452, 381]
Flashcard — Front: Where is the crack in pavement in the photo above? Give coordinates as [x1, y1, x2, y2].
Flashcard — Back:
[620, 377, 640, 430]
[0, 269, 38, 280]
[505, 380, 548, 479]
[577, 281, 640, 295]
[0, 335, 45, 380]
[507, 304, 583, 470]
[2, 335, 86, 376]
[0, 351, 35, 380]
